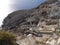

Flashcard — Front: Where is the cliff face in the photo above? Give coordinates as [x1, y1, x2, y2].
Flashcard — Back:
[2, 0, 60, 34]
[2, 0, 60, 45]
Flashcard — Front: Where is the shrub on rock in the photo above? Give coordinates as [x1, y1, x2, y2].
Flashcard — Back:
[0, 31, 17, 45]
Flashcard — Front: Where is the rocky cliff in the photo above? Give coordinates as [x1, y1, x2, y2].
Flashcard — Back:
[2, 0, 60, 45]
[2, 0, 60, 35]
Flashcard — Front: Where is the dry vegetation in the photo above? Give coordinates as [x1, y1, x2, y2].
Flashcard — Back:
[0, 31, 17, 45]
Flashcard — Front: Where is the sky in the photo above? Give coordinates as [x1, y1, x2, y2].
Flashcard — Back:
[0, 0, 46, 26]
